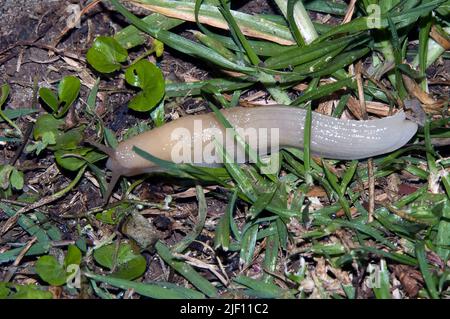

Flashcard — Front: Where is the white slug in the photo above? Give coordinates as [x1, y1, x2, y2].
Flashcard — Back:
[98, 105, 418, 197]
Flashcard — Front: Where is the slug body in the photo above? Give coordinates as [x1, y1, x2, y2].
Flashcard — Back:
[106, 105, 418, 180]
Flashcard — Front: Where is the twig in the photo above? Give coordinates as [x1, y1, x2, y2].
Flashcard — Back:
[51, 0, 102, 47]
[342, 0, 357, 24]
[3, 237, 37, 282]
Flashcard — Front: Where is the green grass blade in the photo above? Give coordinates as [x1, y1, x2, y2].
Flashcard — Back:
[85, 272, 205, 299]
[415, 242, 440, 299]
[155, 241, 217, 297]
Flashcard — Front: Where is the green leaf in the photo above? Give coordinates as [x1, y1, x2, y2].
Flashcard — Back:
[33, 114, 64, 140]
[96, 204, 129, 225]
[55, 148, 105, 171]
[0, 165, 14, 190]
[64, 244, 82, 269]
[10, 169, 24, 190]
[35, 255, 67, 286]
[38, 88, 59, 112]
[0, 83, 10, 107]
[87, 36, 128, 73]
[0, 283, 53, 299]
[93, 243, 146, 280]
[125, 60, 165, 112]
[52, 126, 84, 151]
[56, 76, 80, 117]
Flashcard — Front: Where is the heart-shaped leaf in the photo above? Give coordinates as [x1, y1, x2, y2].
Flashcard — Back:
[87, 36, 128, 73]
[125, 60, 165, 112]
[93, 242, 146, 280]
[35, 255, 67, 286]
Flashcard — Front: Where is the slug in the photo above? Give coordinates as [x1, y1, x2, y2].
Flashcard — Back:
[97, 105, 418, 198]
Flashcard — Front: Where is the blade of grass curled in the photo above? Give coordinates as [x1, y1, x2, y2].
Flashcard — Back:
[340, 161, 358, 195]
[415, 242, 440, 299]
[108, 0, 256, 74]
[155, 241, 217, 298]
[85, 271, 205, 299]
[214, 190, 237, 251]
[287, 0, 306, 46]
[172, 185, 207, 253]
[273, 0, 318, 44]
